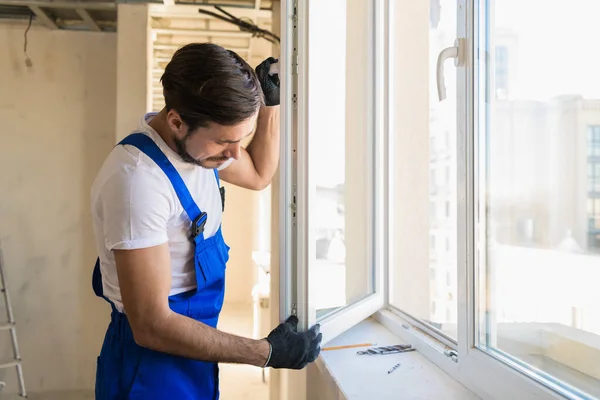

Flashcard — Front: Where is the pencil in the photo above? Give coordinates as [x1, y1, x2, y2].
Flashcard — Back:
[322, 343, 375, 351]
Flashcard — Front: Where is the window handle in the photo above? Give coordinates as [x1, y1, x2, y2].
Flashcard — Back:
[436, 38, 465, 101]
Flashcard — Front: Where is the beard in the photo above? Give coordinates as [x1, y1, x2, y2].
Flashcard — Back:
[174, 133, 228, 169]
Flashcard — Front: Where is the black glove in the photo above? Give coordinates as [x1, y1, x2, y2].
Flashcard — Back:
[255, 57, 280, 107]
[264, 315, 322, 369]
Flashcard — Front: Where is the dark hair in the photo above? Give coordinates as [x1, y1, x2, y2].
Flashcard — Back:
[160, 43, 264, 131]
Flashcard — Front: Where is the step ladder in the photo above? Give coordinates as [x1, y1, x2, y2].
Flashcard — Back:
[0, 243, 27, 397]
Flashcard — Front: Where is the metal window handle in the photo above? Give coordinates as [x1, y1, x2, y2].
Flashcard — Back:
[436, 38, 465, 101]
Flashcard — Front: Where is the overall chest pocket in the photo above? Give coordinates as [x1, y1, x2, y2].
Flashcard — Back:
[194, 241, 230, 291]
[191, 240, 230, 321]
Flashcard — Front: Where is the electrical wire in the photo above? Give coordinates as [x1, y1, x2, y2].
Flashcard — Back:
[197, 5, 280, 44]
[23, 10, 33, 67]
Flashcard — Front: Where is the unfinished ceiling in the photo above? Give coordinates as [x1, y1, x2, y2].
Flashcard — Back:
[0, 0, 274, 32]
[0, 1, 278, 112]
[150, 3, 275, 110]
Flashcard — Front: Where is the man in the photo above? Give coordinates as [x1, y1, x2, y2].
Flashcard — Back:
[90, 43, 321, 400]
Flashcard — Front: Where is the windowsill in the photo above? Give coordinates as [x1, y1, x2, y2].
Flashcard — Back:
[312, 317, 480, 400]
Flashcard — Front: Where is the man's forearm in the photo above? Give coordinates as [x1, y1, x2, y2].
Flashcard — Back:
[136, 309, 270, 366]
[246, 106, 280, 185]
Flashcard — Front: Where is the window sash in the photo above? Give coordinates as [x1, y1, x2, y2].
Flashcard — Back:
[279, 0, 387, 345]
[384, 1, 598, 399]
[307, 0, 388, 344]
[280, 0, 597, 398]
[386, 0, 465, 352]
[466, 1, 597, 399]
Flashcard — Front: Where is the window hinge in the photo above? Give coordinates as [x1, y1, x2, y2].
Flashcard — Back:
[291, 0, 298, 77]
[292, 53, 299, 76]
[291, 184, 297, 217]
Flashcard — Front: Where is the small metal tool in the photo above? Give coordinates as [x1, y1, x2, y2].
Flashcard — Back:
[357, 344, 415, 356]
[387, 363, 401, 374]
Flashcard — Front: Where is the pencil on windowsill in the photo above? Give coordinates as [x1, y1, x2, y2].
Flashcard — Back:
[322, 343, 375, 351]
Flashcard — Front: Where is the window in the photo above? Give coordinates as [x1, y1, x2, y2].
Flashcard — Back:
[588, 198, 600, 251]
[280, 0, 385, 343]
[385, 0, 600, 399]
[388, 0, 458, 343]
[587, 161, 600, 193]
[305, 0, 380, 322]
[587, 126, 600, 252]
[307, 0, 360, 318]
[279, 0, 600, 399]
[495, 45, 509, 98]
[475, 0, 600, 398]
[588, 126, 600, 158]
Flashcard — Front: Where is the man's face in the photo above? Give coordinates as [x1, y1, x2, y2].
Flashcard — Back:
[167, 110, 257, 169]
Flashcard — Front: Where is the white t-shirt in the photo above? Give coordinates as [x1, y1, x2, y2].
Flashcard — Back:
[90, 113, 233, 312]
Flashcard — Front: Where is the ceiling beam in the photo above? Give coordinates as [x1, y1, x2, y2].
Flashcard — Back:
[75, 8, 101, 32]
[153, 44, 251, 52]
[0, 1, 115, 10]
[148, 4, 272, 20]
[28, 5, 57, 29]
[153, 28, 253, 38]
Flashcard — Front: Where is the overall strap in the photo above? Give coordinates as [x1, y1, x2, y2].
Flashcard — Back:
[214, 168, 225, 212]
[119, 133, 212, 242]
[92, 257, 118, 312]
[93, 133, 221, 308]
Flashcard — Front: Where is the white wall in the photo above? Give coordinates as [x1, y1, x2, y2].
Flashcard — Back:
[116, 4, 153, 142]
[221, 183, 261, 305]
[0, 23, 116, 393]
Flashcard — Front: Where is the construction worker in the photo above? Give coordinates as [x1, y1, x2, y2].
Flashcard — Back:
[90, 43, 321, 399]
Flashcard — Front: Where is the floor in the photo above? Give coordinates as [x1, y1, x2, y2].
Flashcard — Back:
[1, 303, 269, 400]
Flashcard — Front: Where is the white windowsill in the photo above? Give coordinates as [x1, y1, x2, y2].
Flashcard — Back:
[312, 317, 480, 400]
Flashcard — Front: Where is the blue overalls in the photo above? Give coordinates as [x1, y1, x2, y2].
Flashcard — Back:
[92, 133, 229, 400]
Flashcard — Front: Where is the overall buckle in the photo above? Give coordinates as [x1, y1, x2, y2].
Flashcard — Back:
[191, 212, 208, 240]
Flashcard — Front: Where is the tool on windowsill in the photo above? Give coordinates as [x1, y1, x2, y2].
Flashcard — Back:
[387, 363, 401, 374]
[357, 344, 415, 356]
[322, 342, 375, 352]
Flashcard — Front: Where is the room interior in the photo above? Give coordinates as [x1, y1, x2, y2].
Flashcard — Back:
[0, 0, 599, 399]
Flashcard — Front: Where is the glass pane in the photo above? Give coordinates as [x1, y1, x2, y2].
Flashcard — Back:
[389, 0, 458, 340]
[476, 0, 600, 397]
[307, 0, 375, 320]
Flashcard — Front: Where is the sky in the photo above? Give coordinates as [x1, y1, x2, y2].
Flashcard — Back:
[493, 0, 600, 100]
[309, 0, 600, 188]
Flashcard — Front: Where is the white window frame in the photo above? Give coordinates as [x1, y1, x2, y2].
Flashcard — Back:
[278, 0, 387, 345]
[278, 0, 598, 399]
[376, 1, 597, 400]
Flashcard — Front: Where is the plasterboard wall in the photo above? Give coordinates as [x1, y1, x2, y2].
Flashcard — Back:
[0, 22, 116, 393]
